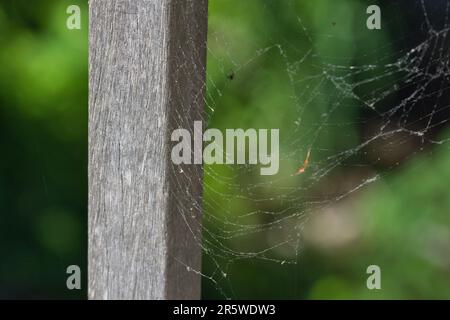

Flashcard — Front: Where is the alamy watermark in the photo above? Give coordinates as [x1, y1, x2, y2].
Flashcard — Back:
[366, 5, 381, 30]
[66, 5, 81, 30]
[171, 121, 279, 175]
[366, 264, 381, 290]
[66, 265, 81, 290]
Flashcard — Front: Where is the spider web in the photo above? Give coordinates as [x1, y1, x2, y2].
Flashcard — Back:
[174, 0, 450, 299]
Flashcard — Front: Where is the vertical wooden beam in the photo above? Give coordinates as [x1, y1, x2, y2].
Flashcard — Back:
[89, 0, 207, 299]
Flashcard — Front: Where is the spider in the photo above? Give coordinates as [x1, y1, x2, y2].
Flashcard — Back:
[226, 70, 235, 81]
[295, 148, 311, 174]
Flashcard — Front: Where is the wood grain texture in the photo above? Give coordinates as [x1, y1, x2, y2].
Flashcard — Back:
[89, 0, 207, 300]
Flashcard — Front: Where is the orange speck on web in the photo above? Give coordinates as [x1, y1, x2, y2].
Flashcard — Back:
[295, 149, 311, 175]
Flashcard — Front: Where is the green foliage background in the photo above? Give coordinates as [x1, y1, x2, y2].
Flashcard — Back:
[202, 0, 450, 299]
[0, 0, 87, 298]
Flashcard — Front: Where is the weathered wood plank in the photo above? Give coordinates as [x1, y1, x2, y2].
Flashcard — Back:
[89, 0, 207, 299]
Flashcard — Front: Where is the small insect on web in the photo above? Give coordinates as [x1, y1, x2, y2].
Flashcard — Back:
[295, 148, 311, 175]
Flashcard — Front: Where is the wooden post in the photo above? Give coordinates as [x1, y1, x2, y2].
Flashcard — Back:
[88, 0, 207, 299]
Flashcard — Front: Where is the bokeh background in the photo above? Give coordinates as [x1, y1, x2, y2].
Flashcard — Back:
[0, 0, 87, 298]
[202, 0, 450, 299]
[1, 0, 449, 299]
